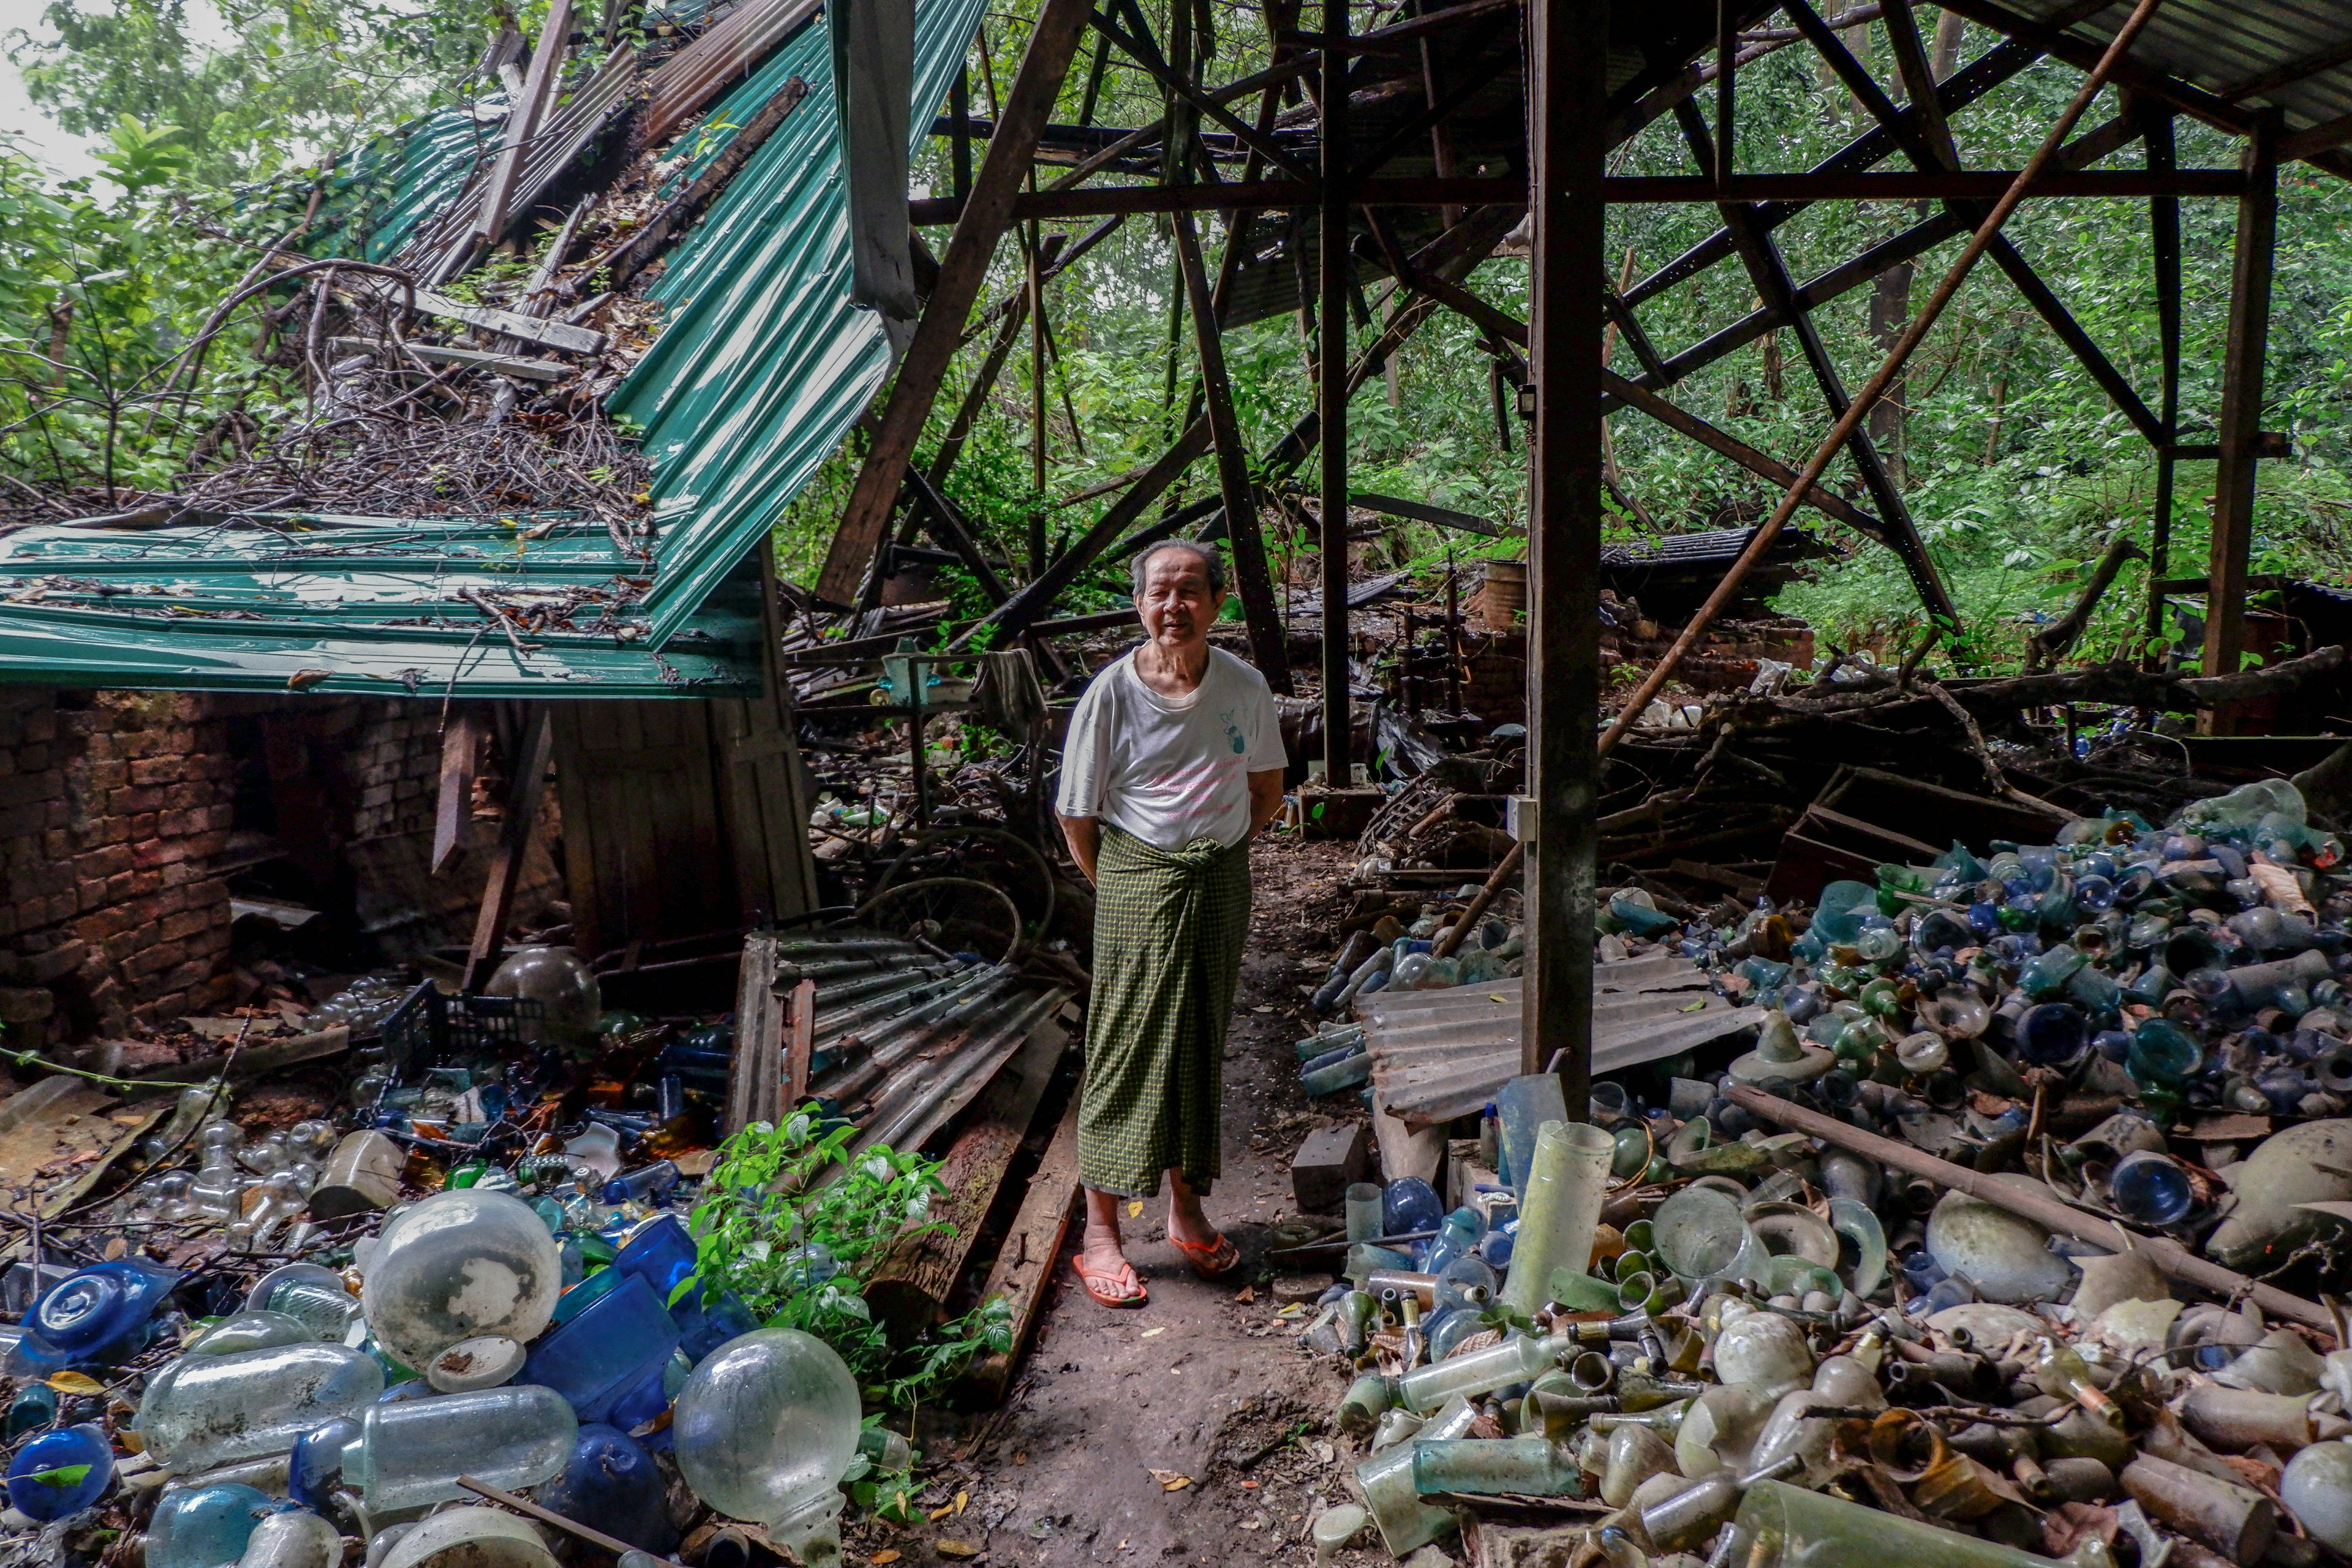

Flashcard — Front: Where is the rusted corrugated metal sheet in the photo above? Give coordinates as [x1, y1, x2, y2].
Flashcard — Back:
[639, 0, 824, 144]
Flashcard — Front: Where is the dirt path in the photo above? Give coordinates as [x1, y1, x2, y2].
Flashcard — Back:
[848, 835, 1390, 1567]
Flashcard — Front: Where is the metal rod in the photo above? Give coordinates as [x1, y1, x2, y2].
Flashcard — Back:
[1722, 1086, 2337, 1338]
[1599, 0, 2166, 757]
[458, 1476, 662, 1562]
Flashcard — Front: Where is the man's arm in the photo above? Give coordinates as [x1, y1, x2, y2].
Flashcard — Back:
[1246, 768, 1286, 840]
[1059, 813, 1102, 886]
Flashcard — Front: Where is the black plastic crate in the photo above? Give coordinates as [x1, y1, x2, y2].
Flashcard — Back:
[379, 981, 545, 1072]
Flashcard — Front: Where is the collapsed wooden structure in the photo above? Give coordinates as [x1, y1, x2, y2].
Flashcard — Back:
[805, 0, 2352, 1102]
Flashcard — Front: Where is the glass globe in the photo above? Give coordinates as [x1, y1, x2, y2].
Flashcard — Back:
[360, 1189, 561, 1373]
[673, 1329, 861, 1568]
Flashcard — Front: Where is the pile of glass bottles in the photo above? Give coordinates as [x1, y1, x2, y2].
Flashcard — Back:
[1289, 778, 2352, 1565]
[0, 1183, 881, 1568]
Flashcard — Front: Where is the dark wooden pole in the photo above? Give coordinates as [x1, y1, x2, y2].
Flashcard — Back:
[1319, 0, 1352, 785]
[2203, 111, 2278, 722]
[463, 705, 554, 993]
[1523, 0, 1607, 1102]
[1174, 211, 1295, 690]
[2144, 100, 2182, 663]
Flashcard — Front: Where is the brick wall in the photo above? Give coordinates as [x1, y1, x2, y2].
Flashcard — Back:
[0, 690, 559, 1040]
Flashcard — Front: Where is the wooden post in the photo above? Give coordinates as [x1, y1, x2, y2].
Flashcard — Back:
[783, 976, 817, 1107]
[1522, 0, 1607, 1106]
[1174, 210, 1294, 690]
[462, 706, 554, 993]
[431, 709, 480, 877]
[2143, 100, 2182, 663]
[2203, 112, 2279, 721]
[727, 938, 786, 1136]
[1317, 0, 1351, 785]
[816, 0, 1095, 604]
[470, 0, 575, 266]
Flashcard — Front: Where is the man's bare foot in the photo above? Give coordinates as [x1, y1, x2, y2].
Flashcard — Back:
[1076, 1227, 1146, 1305]
[1166, 1199, 1219, 1250]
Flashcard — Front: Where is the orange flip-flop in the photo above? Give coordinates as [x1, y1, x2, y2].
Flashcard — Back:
[1072, 1255, 1149, 1308]
[1172, 1231, 1242, 1281]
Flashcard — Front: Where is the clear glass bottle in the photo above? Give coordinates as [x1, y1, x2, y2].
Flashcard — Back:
[186, 1311, 313, 1357]
[1413, 1431, 1582, 1497]
[1397, 1332, 1571, 1415]
[138, 1343, 383, 1472]
[341, 1383, 576, 1511]
[673, 1329, 862, 1568]
[2035, 1338, 2124, 1428]
[1357, 1395, 1480, 1556]
[235, 1509, 342, 1568]
[360, 1188, 562, 1374]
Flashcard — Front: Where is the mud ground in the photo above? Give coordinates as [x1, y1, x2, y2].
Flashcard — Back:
[842, 835, 1412, 1567]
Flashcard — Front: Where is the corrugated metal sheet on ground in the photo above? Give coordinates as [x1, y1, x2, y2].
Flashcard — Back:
[1359, 956, 1765, 1126]
[0, 0, 985, 696]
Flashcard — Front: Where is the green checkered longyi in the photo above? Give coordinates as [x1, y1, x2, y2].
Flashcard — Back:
[1077, 825, 1253, 1198]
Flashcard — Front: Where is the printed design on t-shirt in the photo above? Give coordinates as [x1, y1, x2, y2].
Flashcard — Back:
[1218, 707, 1247, 755]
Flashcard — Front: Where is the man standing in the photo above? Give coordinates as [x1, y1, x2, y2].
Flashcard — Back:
[1055, 541, 1289, 1306]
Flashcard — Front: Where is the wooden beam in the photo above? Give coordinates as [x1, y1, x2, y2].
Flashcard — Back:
[340, 339, 568, 381]
[1350, 491, 1502, 537]
[1525, 0, 1607, 1099]
[956, 1098, 1082, 1403]
[470, 0, 574, 265]
[864, 1015, 1068, 1334]
[432, 709, 480, 876]
[1600, 369, 1888, 537]
[2144, 98, 2183, 655]
[2203, 116, 2280, 711]
[609, 74, 810, 290]
[817, 0, 1096, 606]
[726, 935, 785, 1136]
[1174, 209, 1292, 690]
[2280, 111, 2352, 163]
[904, 467, 1015, 605]
[908, 166, 2244, 222]
[1091, 6, 1317, 183]
[1319, 0, 1351, 783]
[462, 705, 554, 993]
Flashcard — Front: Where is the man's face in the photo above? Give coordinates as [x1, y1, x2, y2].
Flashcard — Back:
[1135, 549, 1226, 649]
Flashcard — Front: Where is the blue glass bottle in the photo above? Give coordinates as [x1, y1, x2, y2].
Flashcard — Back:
[522, 1271, 680, 1424]
[2108, 1151, 2194, 1227]
[1382, 1178, 1444, 1238]
[536, 1425, 676, 1551]
[21, 1259, 182, 1369]
[288, 1417, 361, 1509]
[5, 1424, 111, 1520]
[146, 1483, 274, 1568]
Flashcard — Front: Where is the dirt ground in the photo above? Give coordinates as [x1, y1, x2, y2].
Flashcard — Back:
[843, 835, 1406, 1567]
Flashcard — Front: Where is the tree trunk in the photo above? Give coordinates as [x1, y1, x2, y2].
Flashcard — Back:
[1983, 374, 2008, 464]
[1932, 8, 1965, 80]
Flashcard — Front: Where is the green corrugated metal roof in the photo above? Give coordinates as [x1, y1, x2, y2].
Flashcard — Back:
[0, 0, 986, 695]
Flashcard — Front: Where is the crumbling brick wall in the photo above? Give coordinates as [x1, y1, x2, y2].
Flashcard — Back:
[0, 690, 554, 1041]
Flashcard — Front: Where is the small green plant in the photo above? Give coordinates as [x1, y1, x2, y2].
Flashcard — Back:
[678, 1108, 1014, 1410]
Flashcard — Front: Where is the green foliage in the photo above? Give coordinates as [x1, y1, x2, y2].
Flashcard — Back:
[679, 1108, 1015, 1410]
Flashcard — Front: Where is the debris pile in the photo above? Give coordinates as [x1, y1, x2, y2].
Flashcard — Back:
[0, 926, 1072, 1568]
[1287, 771, 2352, 1566]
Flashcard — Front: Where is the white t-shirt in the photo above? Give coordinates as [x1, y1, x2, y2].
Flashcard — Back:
[1056, 647, 1289, 850]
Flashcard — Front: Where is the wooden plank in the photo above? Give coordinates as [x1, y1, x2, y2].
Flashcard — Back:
[815, 0, 1097, 604]
[404, 288, 608, 355]
[610, 75, 812, 289]
[957, 1097, 1081, 1403]
[783, 977, 816, 1106]
[1351, 491, 1502, 537]
[463, 705, 554, 992]
[865, 1014, 1069, 1333]
[432, 709, 479, 876]
[375, 341, 571, 381]
[473, 0, 575, 259]
[727, 935, 785, 1136]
